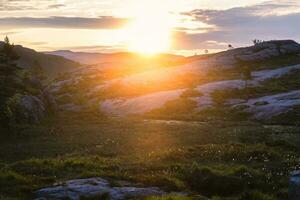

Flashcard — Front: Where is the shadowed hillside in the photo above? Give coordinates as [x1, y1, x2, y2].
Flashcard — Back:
[0, 42, 81, 80]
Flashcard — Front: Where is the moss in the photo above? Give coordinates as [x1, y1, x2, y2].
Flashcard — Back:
[254, 101, 269, 106]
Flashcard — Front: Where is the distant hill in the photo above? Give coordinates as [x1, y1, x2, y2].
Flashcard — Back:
[0, 42, 81, 80]
[44, 50, 185, 65]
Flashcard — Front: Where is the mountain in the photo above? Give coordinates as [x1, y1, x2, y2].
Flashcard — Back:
[49, 40, 300, 124]
[0, 42, 81, 80]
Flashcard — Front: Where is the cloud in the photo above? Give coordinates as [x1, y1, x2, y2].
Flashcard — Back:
[174, 0, 300, 50]
[0, 31, 20, 36]
[29, 41, 48, 45]
[0, 16, 128, 29]
[0, 0, 53, 11]
[48, 4, 65, 9]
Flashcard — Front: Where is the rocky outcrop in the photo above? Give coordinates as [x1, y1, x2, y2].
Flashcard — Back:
[209, 40, 300, 68]
[99, 65, 300, 116]
[233, 90, 300, 121]
[34, 177, 167, 200]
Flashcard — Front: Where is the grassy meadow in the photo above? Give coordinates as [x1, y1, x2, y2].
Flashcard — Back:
[0, 112, 300, 200]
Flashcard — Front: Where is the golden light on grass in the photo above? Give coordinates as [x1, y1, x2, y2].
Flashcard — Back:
[121, 1, 175, 55]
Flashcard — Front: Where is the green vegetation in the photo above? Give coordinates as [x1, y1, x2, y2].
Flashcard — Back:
[0, 37, 49, 128]
[208, 69, 300, 102]
[145, 97, 198, 120]
[0, 37, 23, 127]
[246, 54, 300, 71]
[180, 89, 203, 98]
[0, 113, 299, 199]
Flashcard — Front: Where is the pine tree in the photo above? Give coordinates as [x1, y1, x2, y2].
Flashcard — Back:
[0, 36, 21, 94]
[0, 36, 22, 127]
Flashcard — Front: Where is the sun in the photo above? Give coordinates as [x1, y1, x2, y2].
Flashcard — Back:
[121, 2, 174, 55]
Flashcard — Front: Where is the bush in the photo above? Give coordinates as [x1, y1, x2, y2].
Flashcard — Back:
[0, 93, 22, 127]
[184, 167, 245, 197]
[239, 191, 276, 200]
[0, 170, 32, 198]
[140, 175, 186, 191]
[180, 89, 203, 98]
[148, 98, 197, 117]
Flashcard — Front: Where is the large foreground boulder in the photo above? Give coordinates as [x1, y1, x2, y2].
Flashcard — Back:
[34, 177, 166, 200]
[289, 171, 300, 200]
[11, 89, 57, 124]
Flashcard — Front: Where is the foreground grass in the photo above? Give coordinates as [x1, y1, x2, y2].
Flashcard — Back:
[0, 113, 300, 199]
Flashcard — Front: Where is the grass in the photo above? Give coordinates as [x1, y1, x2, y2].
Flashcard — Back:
[249, 54, 300, 71]
[0, 113, 300, 199]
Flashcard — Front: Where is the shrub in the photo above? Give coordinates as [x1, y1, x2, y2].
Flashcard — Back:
[148, 98, 197, 117]
[180, 89, 203, 98]
[184, 167, 245, 197]
[239, 191, 277, 200]
[0, 170, 32, 198]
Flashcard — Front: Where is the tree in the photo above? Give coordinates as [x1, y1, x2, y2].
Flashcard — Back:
[241, 66, 252, 89]
[0, 36, 22, 128]
[228, 44, 233, 49]
[240, 65, 253, 101]
[235, 56, 253, 100]
[0, 36, 21, 96]
[204, 49, 209, 54]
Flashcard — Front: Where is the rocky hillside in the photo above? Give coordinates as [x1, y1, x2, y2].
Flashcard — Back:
[49, 40, 300, 123]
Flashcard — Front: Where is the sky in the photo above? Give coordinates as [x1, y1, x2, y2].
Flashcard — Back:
[0, 0, 300, 55]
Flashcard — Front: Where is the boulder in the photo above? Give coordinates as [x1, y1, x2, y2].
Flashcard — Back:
[16, 95, 46, 123]
[34, 177, 166, 200]
[9, 89, 57, 124]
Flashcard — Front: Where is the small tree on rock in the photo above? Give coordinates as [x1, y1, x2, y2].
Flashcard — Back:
[252, 39, 263, 46]
[235, 56, 253, 100]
